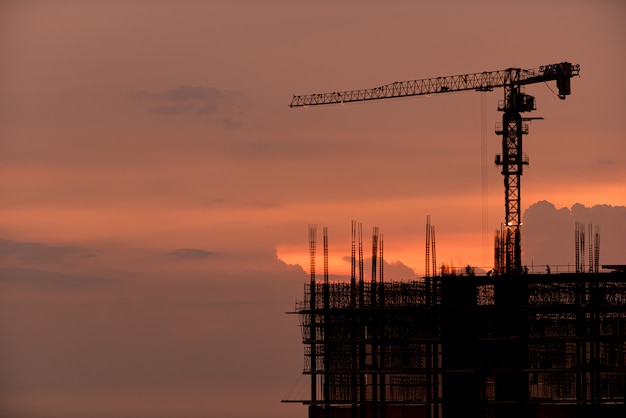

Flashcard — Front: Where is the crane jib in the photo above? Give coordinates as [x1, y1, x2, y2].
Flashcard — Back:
[289, 62, 579, 107]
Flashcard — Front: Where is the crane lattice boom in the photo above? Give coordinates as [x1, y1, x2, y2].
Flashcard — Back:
[290, 63, 579, 107]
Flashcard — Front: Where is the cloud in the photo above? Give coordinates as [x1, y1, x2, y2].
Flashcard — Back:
[219, 117, 242, 129]
[597, 159, 615, 167]
[338, 256, 417, 281]
[168, 248, 216, 259]
[522, 201, 626, 267]
[383, 260, 417, 281]
[149, 103, 194, 114]
[0, 266, 114, 289]
[136, 85, 243, 123]
[0, 239, 95, 263]
[161, 85, 223, 102]
[197, 102, 219, 114]
[136, 86, 224, 102]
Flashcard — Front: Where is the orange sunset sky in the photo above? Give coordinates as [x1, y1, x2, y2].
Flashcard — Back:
[1, 1, 625, 417]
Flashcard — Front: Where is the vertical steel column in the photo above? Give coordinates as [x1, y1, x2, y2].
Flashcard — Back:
[593, 227, 600, 273]
[323, 227, 330, 418]
[350, 221, 358, 418]
[576, 222, 581, 273]
[426, 215, 431, 278]
[351, 221, 357, 306]
[378, 235, 386, 418]
[587, 223, 594, 273]
[431, 225, 436, 277]
[308, 225, 317, 412]
[370, 227, 379, 418]
[358, 224, 366, 418]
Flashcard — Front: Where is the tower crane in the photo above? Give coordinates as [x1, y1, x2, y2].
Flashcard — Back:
[290, 62, 580, 275]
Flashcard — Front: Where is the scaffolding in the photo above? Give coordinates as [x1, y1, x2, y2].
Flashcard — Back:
[288, 273, 626, 418]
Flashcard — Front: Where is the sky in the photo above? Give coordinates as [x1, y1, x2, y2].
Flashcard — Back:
[0, 1, 625, 417]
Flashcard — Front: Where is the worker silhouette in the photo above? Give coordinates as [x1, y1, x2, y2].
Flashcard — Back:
[546, 265, 551, 275]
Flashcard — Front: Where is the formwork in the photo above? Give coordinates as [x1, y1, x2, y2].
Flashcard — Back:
[290, 272, 626, 418]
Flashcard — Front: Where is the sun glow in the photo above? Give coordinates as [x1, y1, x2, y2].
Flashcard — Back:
[277, 244, 352, 277]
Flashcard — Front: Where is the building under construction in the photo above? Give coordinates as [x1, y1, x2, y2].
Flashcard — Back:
[285, 224, 626, 418]
[285, 62, 624, 416]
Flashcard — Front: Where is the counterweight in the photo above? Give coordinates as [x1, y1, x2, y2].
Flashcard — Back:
[290, 62, 580, 274]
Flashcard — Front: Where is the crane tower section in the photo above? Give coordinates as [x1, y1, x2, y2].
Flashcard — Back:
[290, 62, 579, 275]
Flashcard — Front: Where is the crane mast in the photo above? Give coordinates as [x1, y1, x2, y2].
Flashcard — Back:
[290, 62, 580, 275]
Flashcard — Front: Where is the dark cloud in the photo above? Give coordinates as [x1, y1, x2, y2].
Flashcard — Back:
[168, 248, 216, 259]
[197, 102, 219, 114]
[135, 86, 223, 102]
[219, 117, 242, 129]
[597, 159, 615, 167]
[136, 85, 243, 122]
[162, 85, 223, 102]
[0, 239, 95, 263]
[149, 103, 194, 114]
